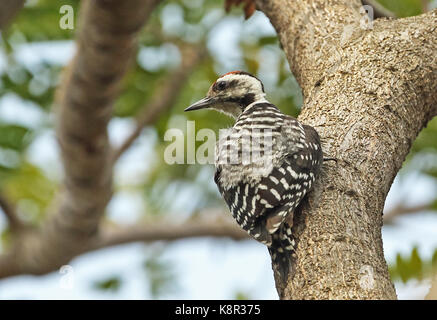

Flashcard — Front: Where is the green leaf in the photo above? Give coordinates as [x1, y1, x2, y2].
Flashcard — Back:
[2, 162, 56, 222]
[244, 57, 259, 75]
[410, 247, 423, 281]
[395, 253, 409, 283]
[431, 199, 437, 211]
[258, 36, 278, 46]
[0, 124, 32, 151]
[410, 117, 437, 155]
[376, 0, 425, 17]
[389, 247, 436, 283]
[144, 255, 177, 298]
[9, 0, 80, 42]
[432, 249, 437, 273]
[0, 64, 60, 111]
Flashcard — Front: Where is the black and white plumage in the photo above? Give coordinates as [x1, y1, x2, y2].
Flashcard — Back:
[185, 71, 323, 281]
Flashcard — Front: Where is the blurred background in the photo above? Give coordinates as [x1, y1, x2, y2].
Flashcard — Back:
[0, 0, 436, 299]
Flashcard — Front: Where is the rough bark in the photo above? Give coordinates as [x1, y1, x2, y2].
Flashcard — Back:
[256, 0, 437, 299]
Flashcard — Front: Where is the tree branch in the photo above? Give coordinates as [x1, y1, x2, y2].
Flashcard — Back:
[383, 203, 433, 224]
[0, 0, 25, 29]
[0, 214, 248, 279]
[92, 216, 248, 251]
[0, 0, 161, 277]
[256, 0, 437, 299]
[111, 45, 207, 162]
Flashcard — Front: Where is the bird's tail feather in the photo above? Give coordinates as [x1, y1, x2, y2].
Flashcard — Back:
[268, 222, 296, 283]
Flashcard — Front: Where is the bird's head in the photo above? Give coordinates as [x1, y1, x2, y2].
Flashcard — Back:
[184, 71, 266, 118]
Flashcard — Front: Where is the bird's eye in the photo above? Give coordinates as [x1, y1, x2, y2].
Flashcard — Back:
[216, 81, 227, 91]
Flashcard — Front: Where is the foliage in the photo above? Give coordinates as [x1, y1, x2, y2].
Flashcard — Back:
[2, 162, 56, 223]
[234, 291, 251, 300]
[144, 253, 178, 298]
[389, 247, 437, 283]
[378, 0, 427, 17]
[0, 123, 31, 151]
[94, 276, 122, 293]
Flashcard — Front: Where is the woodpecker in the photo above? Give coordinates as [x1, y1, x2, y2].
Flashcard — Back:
[185, 71, 323, 281]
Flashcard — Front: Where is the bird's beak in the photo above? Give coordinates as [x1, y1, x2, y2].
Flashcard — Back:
[184, 97, 216, 112]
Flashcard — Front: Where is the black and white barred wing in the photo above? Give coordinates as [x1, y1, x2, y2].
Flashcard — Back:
[215, 162, 318, 245]
[214, 157, 308, 246]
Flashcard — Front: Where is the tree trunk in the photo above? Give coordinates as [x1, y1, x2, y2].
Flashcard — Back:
[0, 0, 436, 301]
[256, 0, 437, 299]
